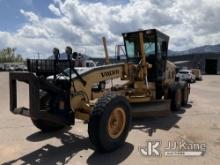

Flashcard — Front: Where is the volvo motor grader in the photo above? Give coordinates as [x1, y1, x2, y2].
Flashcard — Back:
[9, 29, 190, 152]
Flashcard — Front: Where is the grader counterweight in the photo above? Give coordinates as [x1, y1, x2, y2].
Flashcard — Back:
[9, 29, 190, 152]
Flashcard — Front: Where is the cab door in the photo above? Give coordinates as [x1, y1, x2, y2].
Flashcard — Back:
[156, 39, 168, 82]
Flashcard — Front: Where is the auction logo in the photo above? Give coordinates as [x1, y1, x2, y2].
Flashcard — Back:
[139, 140, 161, 157]
[139, 140, 206, 157]
[164, 140, 206, 157]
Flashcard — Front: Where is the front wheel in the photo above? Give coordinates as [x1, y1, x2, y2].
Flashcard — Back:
[88, 93, 131, 152]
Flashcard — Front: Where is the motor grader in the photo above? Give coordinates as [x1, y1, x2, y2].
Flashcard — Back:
[9, 29, 190, 152]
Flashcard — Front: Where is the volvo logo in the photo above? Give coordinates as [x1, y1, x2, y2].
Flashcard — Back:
[101, 69, 120, 78]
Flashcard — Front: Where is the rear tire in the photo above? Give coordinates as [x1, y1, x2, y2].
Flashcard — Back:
[170, 83, 182, 111]
[88, 93, 131, 152]
[179, 82, 189, 106]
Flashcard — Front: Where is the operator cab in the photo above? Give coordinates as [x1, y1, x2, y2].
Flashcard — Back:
[122, 29, 169, 82]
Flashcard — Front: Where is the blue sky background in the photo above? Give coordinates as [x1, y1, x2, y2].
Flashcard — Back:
[0, 0, 219, 58]
[0, 0, 56, 31]
[0, 0, 129, 32]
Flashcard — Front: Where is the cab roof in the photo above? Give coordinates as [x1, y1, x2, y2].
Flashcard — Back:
[122, 29, 169, 41]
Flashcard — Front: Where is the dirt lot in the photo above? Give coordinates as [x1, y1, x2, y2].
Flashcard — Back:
[0, 72, 220, 165]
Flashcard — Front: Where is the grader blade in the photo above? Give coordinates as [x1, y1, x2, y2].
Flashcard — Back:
[131, 100, 171, 118]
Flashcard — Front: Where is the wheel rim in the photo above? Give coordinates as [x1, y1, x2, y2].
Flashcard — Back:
[176, 89, 181, 106]
[108, 107, 126, 139]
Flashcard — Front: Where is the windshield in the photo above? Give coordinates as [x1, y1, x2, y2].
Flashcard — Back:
[124, 33, 156, 60]
[144, 34, 156, 57]
[144, 42, 156, 55]
[179, 71, 190, 74]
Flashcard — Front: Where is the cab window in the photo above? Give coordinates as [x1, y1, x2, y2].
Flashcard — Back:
[143, 34, 156, 57]
[144, 42, 156, 56]
[125, 40, 135, 58]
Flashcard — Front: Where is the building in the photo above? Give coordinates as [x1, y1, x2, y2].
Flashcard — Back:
[91, 53, 220, 74]
[168, 53, 220, 74]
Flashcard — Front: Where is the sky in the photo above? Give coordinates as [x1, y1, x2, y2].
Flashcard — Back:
[0, 0, 220, 58]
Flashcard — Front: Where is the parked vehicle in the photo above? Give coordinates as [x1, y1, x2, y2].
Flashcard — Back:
[5, 64, 14, 71]
[176, 69, 196, 83]
[14, 64, 28, 71]
[0, 64, 5, 71]
[191, 69, 202, 80]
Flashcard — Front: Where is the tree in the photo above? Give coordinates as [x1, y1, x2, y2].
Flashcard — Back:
[0, 47, 24, 63]
[16, 54, 23, 62]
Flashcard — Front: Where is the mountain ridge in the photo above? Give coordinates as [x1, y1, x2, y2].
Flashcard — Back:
[169, 43, 220, 56]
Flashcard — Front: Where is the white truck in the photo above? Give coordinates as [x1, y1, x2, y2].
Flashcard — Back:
[176, 69, 196, 83]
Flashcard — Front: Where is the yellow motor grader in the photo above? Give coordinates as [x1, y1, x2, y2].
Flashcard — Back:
[9, 29, 190, 152]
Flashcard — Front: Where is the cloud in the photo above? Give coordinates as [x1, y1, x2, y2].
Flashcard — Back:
[0, 31, 67, 58]
[48, 4, 61, 16]
[0, 0, 220, 58]
[193, 6, 220, 35]
[20, 9, 39, 23]
[149, 0, 175, 8]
